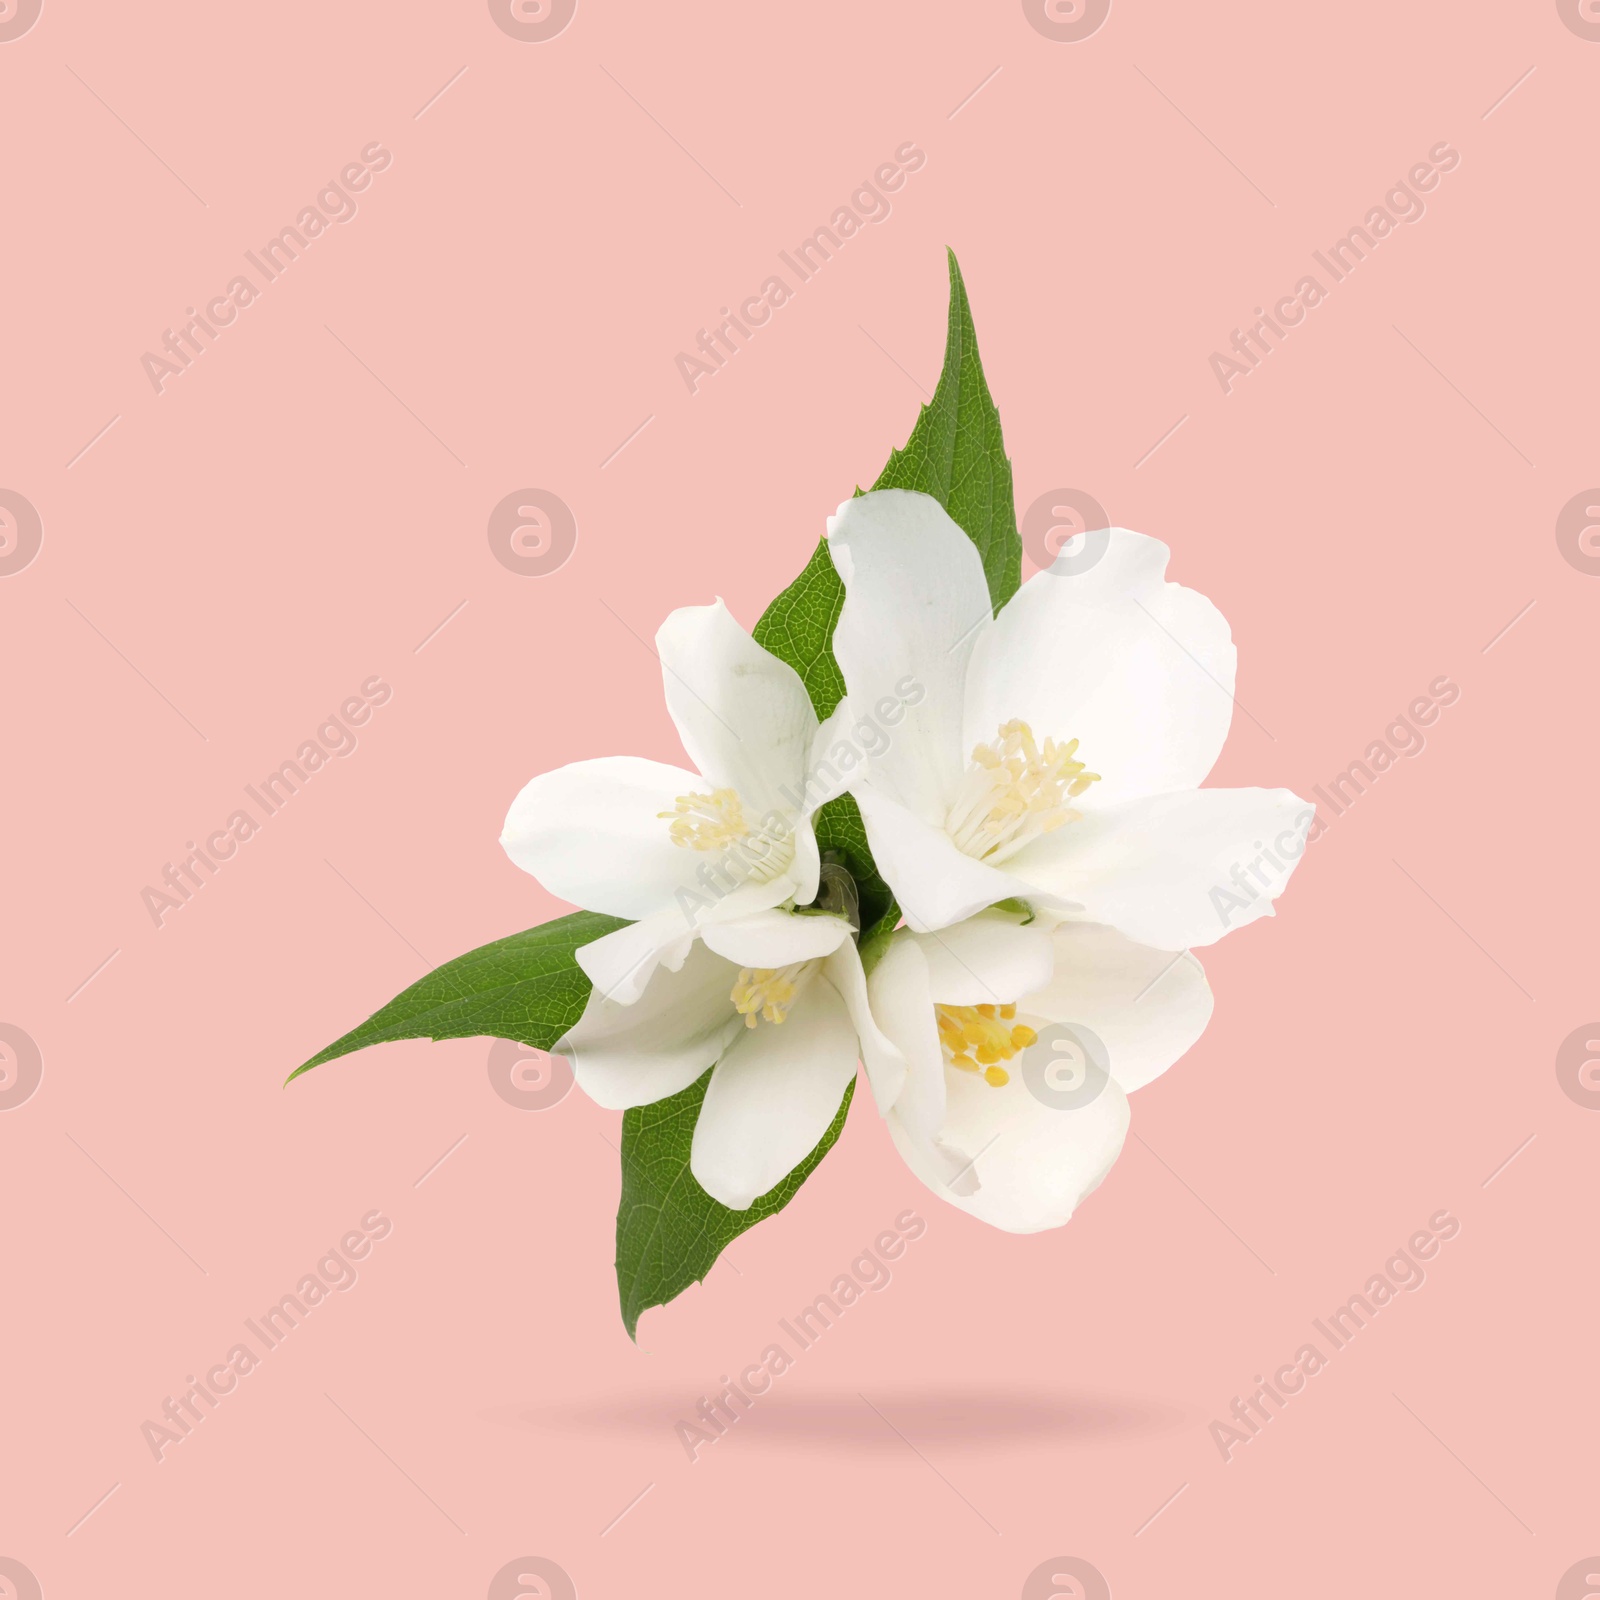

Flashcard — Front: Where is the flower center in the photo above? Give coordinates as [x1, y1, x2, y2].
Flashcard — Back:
[731, 961, 814, 1028]
[935, 1003, 1038, 1088]
[660, 787, 793, 885]
[944, 720, 1099, 864]
[660, 787, 749, 851]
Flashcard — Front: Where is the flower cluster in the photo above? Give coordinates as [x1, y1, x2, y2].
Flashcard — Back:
[502, 488, 1309, 1231]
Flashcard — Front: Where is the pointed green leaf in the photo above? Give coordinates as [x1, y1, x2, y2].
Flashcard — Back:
[616, 1071, 855, 1339]
[292, 251, 1023, 1338]
[287, 910, 626, 1081]
[752, 248, 1020, 944]
[751, 535, 847, 719]
[752, 249, 1021, 721]
[868, 247, 1021, 610]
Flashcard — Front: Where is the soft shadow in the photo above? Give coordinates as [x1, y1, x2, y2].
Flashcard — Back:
[482, 1385, 1181, 1452]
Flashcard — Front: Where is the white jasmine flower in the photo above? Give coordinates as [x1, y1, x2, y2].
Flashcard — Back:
[867, 911, 1212, 1231]
[501, 599, 833, 1006]
[825, 489, 1312, 945]
[556, 907, 904, 1210]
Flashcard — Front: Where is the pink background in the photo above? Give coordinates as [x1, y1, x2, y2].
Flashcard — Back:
[2, 2, 1595, 1595]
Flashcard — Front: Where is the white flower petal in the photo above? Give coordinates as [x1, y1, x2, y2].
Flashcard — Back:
[1014, 786, 1313, 950]
[575, 911, 695, 1007]
[557, 942, 741, 1110]
[854, 785, 1060, 932]
[689, 976, 859, 1210]
[801, 697, 876, 816]
[889, 1061, 1130, 1233]
[701, 908, 854, 968]
[575, 878, 805, 1006]
[501, 755, 709, 919]
[965, 530, 1237, 805]
[787, 821, 821, 905]
[826, 489, 990, 822]
[866, 937, 945, 1143]
[823, 939, 906, 1114]
[1026, 924, 1213, 1094]
[904, 911, 1056, 1006]
[656, 599, 817, 823]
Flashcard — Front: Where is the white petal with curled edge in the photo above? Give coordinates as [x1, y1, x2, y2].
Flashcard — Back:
[556, 941, 742, 1110]
[822, 938, 906, 1115]
[576, 877, 802, 1007]
[965, 530, 1237, 807]
[501, 755, 713, 920]
[689, 975, 860, 1210]
[701, 908, 854, 968]
[1012, 785, 1313, 950]
[826, 489, 991, 823]
[575, 911, 696, 1008]
[655, 599, 817, 823]
[866, 936, 943, 1134]
[888, 1060, 1130, 1233]
[866, 938, 980, 1194]
[786, 820, 821, 906]
[802, 697, 867, 816]
[1026, 923, 1213, 1094]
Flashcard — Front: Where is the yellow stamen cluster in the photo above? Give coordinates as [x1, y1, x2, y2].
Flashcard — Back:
[659, 788, 748, 851]
[730, 962, 809, 1028]
[935, 1002, 1038, 1088]
[945, 720, 1099, 864]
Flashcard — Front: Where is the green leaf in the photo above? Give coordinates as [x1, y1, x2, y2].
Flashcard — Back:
[751, 535, 848, 720]
[816, 796, 894, 939]
[868, 247, 1022, 612]
[616, 1071, 855, 1340]
[292, 250, 1022, 1334]
[751, 249, 1021, 723]
[752, 247, 1019, 950]
[286, 909, 626, 1082]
